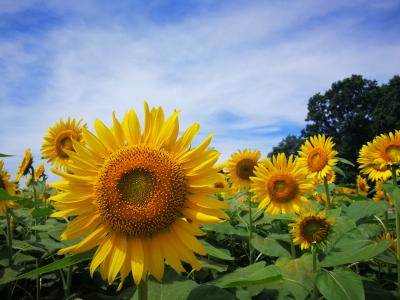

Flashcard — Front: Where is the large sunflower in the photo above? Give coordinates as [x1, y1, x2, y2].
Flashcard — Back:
[226, 149, 260, 191]
[250, 153, 313, 215]
[42, 117, 86, 169]
[297, 134, 338, 179]
[290, 211, 334, 250]
[358, 130, 400, 181]
[0, 160, 18, 215]
[17, 148, 33, 181]
[50, 103, 229, 288]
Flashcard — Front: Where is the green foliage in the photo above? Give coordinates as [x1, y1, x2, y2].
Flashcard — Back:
[315, 270, 364, 300]
[268, 135, 304, 158]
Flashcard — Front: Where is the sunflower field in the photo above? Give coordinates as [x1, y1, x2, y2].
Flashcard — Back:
[1, 103, 400, 300]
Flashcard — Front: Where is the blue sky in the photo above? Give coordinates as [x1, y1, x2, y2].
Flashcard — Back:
[1, 0, 400, 182]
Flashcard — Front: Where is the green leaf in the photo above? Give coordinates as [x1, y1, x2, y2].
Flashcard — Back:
[31, 225, 54, 232]
[201, 240, 234, 261]
[344, 200, 388, 223]
[0, 188, 22, 200]
[187, 285, 238, 300]
[321, 237, 391, 267]
[0, 268, 20, 285]
[0, 250, 93, 284]
[213, 262, 282, 288]
[30, 208, 53, 218]
[332, 165, 346, 177]
[336, 157, 355, 167]
[251, 235, 291, 258]
[315, 270, 364, 300]
[274, 254, 313, 300]
[383, 183, 400, 211]
[0, 153, 13, 157]
[263, 213, 297, 223]
[198, 257, 228, 272]
[202, 222, 247, 237]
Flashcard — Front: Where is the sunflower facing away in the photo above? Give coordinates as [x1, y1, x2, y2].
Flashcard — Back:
[0, 160, 18, 215]
[42, 117, 86, 169]
[17, 148, 33, 181]
[50, 103, 229, 288]
[250, 153, 313, 215]
[297, 134, 338, 179]
[290, 211, 334, 250]
[358, 130, 400, 181]
[356, 175, 370, 195]
[35, 163, 45, 180]
[226, 149, 260, 191]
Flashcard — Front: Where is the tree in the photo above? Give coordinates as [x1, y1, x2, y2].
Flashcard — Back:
[268, 134, 304, 158]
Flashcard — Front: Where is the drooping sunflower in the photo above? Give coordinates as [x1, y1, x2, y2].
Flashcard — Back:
[290, 211, 334, 250]
[35, 163, 45, 180]
[250, 153, 313, 215]
[50, 103, 229, 288]
[297, 134, 338, 179]
[356, 175, 369, 195]
[17, 148, 33, 181]
[226, 149, 260, 191]
[42, 117, 86, 169]
[358, 131, 400, 181]
[0, 160, 18, 215]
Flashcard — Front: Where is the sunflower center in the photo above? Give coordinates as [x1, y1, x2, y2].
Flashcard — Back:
[95, 145, 187, 238]
[300, 217, 329, 243]
[236, 158, 256, 181]
[384, 144, 400, 163]
[55, 130, 79, 159]
[267, 173, 299, 203]
[307, 148, 328, 172]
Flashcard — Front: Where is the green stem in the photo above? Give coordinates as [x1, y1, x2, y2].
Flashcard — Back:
[6, 209, 13, 267]
[65, 265, 73, 297]
[248, 193, 253, 264]
[312, 244, 319, 300]
[290, 240, 296, 258]
[323, 177, 331, 209]
[138, 280, 148, 300]
[35, 259, 40, 300]
[390, 165, 400, 297]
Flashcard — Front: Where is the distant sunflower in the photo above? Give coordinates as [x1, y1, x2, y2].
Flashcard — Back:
[356, 175, 369, 195]
[226, 149, 260, 191]
[312, 170, 336, 185]
[50, 103, 229, 288]
[17, 148, 33, 181]
[35, 163, 45, 180]
[0, 160, 18, 215]
[373, 181, 394, 208]
[42, 118, 85, 169]
[290, 211, 334, 250]
[250, 153, 313, 215]
[377, 232, 397, 253]
[298, 134, 338, 179]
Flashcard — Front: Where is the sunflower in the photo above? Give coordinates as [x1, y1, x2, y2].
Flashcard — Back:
[250, 153, 313, 215]
[290, 211, 334, 250]
[373, 181, 394, 208]
[297, 134, 338, 179]
[356, 175, 369, 195]
[377, 232, 397, 253]
[50, 103, 229, 288]
[17, 148, 33, 181]
[312, 169, 336, 185]
[42, 117, 86, 169]
[0, 160, 18, 215]
[35, 163, 45, 180]
[226, 149, 260, 191]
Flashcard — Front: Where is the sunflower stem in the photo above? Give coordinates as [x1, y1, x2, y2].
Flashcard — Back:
[323, 177, 331, 209]
[311, 244, 319, 300]
[247, 192, 254, 264]
[65, 265, 73, 297]
[138, 280, 148, 300]
[6, 208, 13, 267]
[390, 165, 400, 297]
[290, 240, 296, 258]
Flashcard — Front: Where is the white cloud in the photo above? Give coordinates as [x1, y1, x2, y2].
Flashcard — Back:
[1, 0, 399, 181]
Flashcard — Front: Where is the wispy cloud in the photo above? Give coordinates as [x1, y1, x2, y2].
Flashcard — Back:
[1, 0, 399, 181]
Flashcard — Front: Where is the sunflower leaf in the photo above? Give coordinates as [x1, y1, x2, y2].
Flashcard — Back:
[332, 165, 346, 177]
[0, 153, 14, 157]
[201, 240, 234, 261]
[315, 270, 364, 300]
[383, 183, 400, 211]
[0, 188, 23, 200]
[344, 200, 389, 223]
[336, 157, 355, 167]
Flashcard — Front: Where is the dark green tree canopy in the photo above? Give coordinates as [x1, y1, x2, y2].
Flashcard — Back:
[268, 135, 304, 158]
